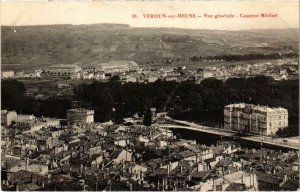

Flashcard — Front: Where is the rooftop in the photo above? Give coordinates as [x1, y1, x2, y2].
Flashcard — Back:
[225, 103, 288, 113]
[224, 171, 250, 182]
[49, 64, 81, 69]
[67, 108, 94, 113]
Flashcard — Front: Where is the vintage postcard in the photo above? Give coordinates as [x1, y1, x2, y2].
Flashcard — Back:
[1, 1, 299, 191]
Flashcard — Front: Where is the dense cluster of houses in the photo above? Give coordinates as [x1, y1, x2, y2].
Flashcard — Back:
[1, 109, 299, 191]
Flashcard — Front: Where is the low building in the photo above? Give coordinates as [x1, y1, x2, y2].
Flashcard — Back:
[1, 110, 17, 126]
[96, 60, 139, 73]
[147, 75, 159, 83]
[67, 108, 94, 125]
[14, 117, 60, 132]
[224, 103, 288, 135]
[16, 114, 35, 123]
[150, 108, 157, 121]
[58, 83, 72, 89]
[126, 75, 140, 83]
[213, 171, 258, 191]
[110, 149, 133, 164]
[45, 64, 81, 79]
[15, 71, 24, 78]
[1, 71, 15, 79]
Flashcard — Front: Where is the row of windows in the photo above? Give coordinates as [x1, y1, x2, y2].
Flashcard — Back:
[225, 120, 287, 128]
[269, 121, 287, 127]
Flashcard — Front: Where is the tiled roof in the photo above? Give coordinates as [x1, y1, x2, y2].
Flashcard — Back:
[225, 183, 246, 191]
[255, 171, 281, 184]
[280, 179, 300, 191]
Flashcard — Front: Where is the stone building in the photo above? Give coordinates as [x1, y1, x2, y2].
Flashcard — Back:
[1, 110, 17, 126]
[224, 103, 288, 135]
[67, 108, 94, 125]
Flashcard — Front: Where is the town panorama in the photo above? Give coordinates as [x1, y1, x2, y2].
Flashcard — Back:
[1, 24, 299, 191]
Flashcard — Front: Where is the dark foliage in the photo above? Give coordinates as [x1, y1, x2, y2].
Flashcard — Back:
[190, 52, 298, 62]
[276, 125, 299, 137]
[143, 108, 152, 126]
[1, 80, 71, 118]
[1, 75, 299, 136]
[109, 75, 120, 82]
[1, 80, 26, 111]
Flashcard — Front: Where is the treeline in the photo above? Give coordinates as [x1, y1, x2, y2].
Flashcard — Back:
[1, 76, 299, 136]
[72, 76, 298, 135]
[190, 52, 298, 62]
[1, 80, 71, 119]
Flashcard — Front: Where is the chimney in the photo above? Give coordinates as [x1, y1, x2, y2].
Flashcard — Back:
[180, 165, 183, 174]
[80, 164, 83, 172]
[157, 180, 160, 190]
[140, 171, 144, 181]
[140, 179, 143, 188]
[25, 157, 29, 171]
[206, 163, 210, 171]
[165, 179, 169, 190]
[197, 163, 204, 172]
[187, 168, 191, 181]
[15, 183, 19, 191]
[283, 174, 288, 183]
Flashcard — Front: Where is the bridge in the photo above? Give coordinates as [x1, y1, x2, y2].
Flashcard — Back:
[156, 116, 300, 150]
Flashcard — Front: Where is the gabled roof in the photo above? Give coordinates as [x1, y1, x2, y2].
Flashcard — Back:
[178, 150, 196, 158]
[225, 183, 247, 191]
[110, 149, 124, 159]
[255, 171, 281, 184]
[280, 179, 300, 191]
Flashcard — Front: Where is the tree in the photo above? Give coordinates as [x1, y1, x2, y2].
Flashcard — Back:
[109, 75, 120, 82]
[1, 80, 26, 111]
[143, 108, 152, 126]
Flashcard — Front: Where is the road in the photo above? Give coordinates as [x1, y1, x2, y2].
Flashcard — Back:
[158, 116, 300, 150]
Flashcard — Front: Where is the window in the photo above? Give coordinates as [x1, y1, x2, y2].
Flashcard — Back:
[269, 123, 272, 127]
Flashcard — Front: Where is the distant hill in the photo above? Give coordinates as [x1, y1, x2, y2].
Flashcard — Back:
[1, 24, 298, 70]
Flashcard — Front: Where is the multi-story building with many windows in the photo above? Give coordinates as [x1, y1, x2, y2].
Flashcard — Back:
[224, 103, 288, 135]
[67, 108, 94, 125]
[1, 110, 17, 126]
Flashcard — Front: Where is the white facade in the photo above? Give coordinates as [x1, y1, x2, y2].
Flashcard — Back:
[1, 71, 14, 79]
[224, 103, 288, 135]
[96, 60, 139, 73]
[67, 108, 94, 125]
[1, 110, 17, 126]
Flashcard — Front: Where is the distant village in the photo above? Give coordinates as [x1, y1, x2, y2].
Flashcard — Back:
[1, 58, 298, 101]
[1, 107, 299, 191]
[1, 58, 298, 83]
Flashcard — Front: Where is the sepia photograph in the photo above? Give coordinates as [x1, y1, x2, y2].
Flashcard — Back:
[1, 1, 299, 191]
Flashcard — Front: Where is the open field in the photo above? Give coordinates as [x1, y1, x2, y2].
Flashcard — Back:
[2, 24, 298, 71]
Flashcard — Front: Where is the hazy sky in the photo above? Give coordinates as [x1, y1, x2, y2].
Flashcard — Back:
[1, 1, 299, 30]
